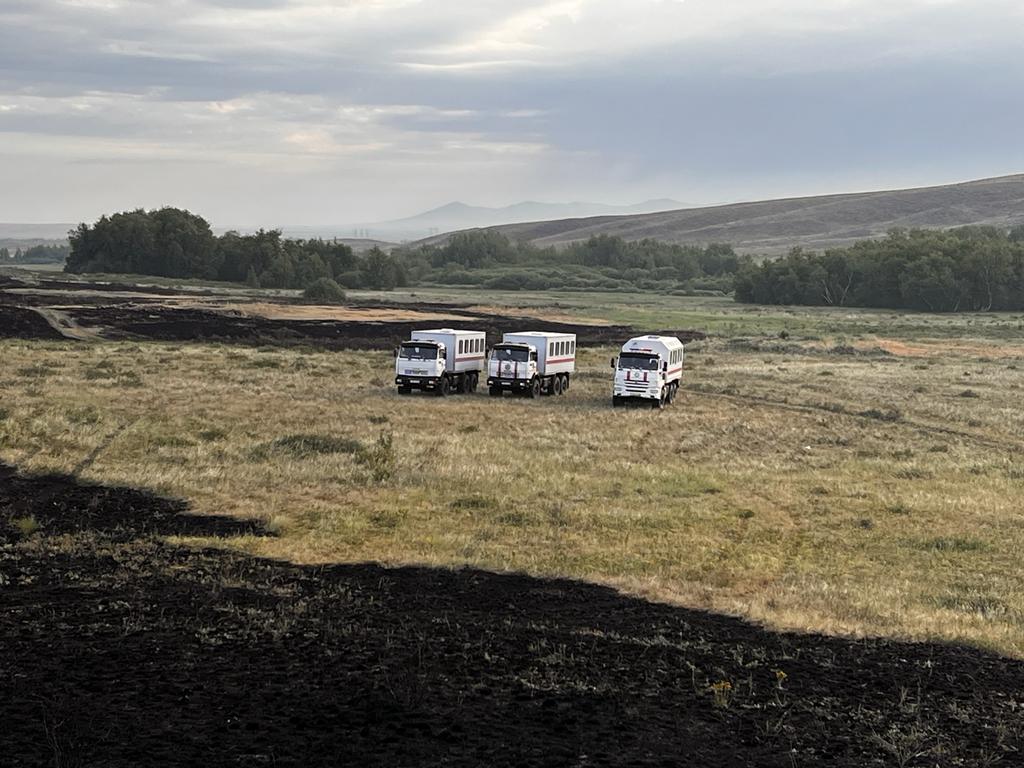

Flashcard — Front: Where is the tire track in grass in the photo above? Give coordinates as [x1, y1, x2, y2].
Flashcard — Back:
[679, 386, 1024, 454]
[71, 419, 138, 476]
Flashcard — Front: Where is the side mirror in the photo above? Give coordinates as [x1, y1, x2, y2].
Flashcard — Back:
[662, 361, 668, 373]
[610, 357, 616, 368]
[393, 347, 399, 358]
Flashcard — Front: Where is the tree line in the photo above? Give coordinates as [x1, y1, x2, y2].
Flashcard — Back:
[734, 226, 1024, 311]
[60, 207, 1024, 311]
[65, 208, 407, 290]
[395, 230, 741, 293]
[2, 244, 70, 264]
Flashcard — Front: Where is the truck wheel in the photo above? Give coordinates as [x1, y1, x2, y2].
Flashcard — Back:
[457, 375, 470, 394]
[653, 389, 665, 409]
[561, 374, 570, 392]
[489, 386, 502, 397]
[528, 378, 540, 399]
[469, 373, 479, 393]
[666, 384, 675, 404]
[438, 377, 451, 397]
[612, 396, 622, 408]
[553, 375, 564, 396]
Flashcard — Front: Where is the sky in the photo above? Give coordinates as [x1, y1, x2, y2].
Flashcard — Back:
[1, 0, 1023, 226]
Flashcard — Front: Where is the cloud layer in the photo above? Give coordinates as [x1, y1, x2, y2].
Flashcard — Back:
[2, 0, 1022, 225]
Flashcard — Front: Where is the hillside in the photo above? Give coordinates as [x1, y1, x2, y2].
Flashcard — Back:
[356, 198, 687, 240]
[440, 174, 1024, 254]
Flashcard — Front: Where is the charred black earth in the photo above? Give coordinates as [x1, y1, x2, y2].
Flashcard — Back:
[1, 465, 1022, 767]
[0, 276, 704, 349]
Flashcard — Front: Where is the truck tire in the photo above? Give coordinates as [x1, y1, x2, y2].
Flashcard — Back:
[468, 373, 479, 393]
[652, 388, 665, 409]
[612, 396, 622, 408]
[666, 384, 676, 404]
[489, 386, 502, 397]
[438, 376, 451, 397]
[553, 375, 564, 396]
[457, 374, 470, 394]
[528, 378, 540, 399]
[561, 374, 570, 392]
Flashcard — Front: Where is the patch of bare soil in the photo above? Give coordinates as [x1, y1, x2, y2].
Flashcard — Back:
[2, 465, 1022, 767]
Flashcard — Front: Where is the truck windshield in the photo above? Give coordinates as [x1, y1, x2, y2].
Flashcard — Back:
[492, 346, 529, 363]
[399, 344, 439, 360]
[618, 353, 659, 370]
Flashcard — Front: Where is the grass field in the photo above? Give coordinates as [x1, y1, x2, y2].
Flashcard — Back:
[3, 292, 1024, 656]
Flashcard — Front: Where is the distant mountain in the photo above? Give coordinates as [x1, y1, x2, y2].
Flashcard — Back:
[0, 223, 74, 250]
[425, 174, 1024, 255]
[352, 199, 688, 240]
[0, 223, 74, 240]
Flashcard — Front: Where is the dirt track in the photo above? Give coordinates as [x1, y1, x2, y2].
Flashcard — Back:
[2, 465, 1022, 767]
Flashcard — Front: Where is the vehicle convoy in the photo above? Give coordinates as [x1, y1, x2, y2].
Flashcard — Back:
[611, 335, 685, 408]
[487, 331, 576, 398]
[395, 329, 487, 396]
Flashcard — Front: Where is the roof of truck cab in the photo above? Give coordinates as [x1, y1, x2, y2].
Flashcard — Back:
[503, 331, 576, 339]
[622, 335, 685, 350]
[411, 328, 486, 336]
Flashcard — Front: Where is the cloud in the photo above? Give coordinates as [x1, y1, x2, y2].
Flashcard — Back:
[0, 0, 1022, 223]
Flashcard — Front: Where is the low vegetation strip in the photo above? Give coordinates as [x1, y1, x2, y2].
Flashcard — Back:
[2, 465, 1022, 767]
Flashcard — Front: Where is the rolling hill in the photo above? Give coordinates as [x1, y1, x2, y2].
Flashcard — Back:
[355, 198, 687, 241]
[430, 174, 1024, 254]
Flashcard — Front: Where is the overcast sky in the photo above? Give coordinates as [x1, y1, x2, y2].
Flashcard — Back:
[2, 0, 1022, 226]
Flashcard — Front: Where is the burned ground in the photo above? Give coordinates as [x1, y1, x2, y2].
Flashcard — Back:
[2, 465, 1022, 767]
[0, 277, 701, 349]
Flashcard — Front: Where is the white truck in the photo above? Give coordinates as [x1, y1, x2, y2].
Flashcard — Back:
[487, 331, 576, 398]
[611, 335, 685, 408]
[395, 329, 487, 396]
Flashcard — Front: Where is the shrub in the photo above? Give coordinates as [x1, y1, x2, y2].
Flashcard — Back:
[302, 278, 346, 304]
[11, 515, 40, 537]
[356, 431, 395, 482]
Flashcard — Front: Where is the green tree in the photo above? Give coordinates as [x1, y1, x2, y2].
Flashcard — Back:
[361, 247, 406, 290]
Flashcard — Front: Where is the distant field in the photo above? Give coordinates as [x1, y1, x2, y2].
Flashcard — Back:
[3, 293, 1023, 657]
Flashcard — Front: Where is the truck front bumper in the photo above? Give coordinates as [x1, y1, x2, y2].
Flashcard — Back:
[614, 387, 661, 401]
[487, 377, 531, 390]
[396, 376, 440, 390]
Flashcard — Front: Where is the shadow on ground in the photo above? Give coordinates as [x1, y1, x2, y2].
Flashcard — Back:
[1, 464, 1021, 767]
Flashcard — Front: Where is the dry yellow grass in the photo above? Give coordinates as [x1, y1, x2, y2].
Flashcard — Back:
[2, 315, 1023, 655]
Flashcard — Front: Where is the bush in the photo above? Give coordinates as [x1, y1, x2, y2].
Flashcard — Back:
[302, 278, 346, 304]
[356, 431, 396, 482]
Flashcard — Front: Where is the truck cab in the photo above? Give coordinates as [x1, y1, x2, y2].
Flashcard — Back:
[488, 343, 538, 395]
[611, 335, 684, 408]
[396, 340, 446, 391]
